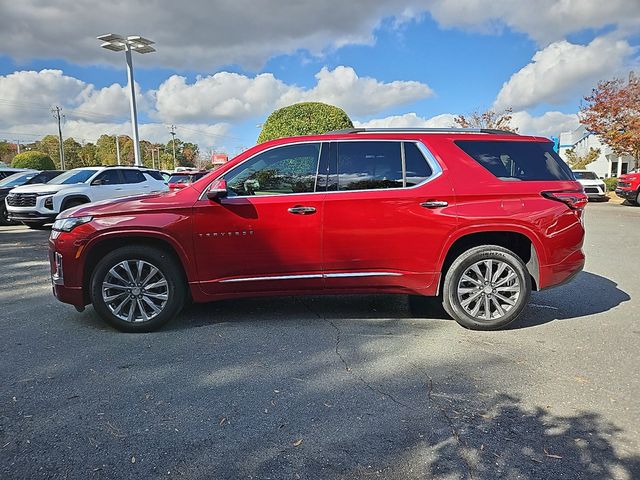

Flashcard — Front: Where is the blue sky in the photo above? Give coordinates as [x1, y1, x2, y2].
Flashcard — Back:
[0, 1, 638, 156]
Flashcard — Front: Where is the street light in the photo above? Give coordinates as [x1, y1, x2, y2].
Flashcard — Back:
[97, 33, 155, 166]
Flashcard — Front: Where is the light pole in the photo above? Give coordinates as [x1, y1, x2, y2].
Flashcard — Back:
[97, 33, 155, 166]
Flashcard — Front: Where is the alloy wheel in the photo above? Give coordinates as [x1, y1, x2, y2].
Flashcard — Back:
[456, 259, 521, 321]
[101, 260, 169, 323]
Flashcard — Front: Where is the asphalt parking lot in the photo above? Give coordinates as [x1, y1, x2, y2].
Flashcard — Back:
[1, 201, 639, 479]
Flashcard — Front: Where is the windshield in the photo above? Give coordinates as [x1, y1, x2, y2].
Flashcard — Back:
[0, 172, 36, 187]
[572, 171, 598, 180]
[48, 169, 99, 185]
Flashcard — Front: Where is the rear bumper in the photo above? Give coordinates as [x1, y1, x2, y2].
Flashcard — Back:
[539, 249, 585, 290]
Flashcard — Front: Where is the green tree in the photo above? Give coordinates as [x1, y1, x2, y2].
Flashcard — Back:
[258, 102, 353, 143]
[565, 147, 601, 170]
[11, 151, 55, 170]
[0, 141, 16, 164]
[63, 138, 83, 169]
[96, 134, 117, 165]
[78, 143, 98, 167]
[35, 135, 62, 168]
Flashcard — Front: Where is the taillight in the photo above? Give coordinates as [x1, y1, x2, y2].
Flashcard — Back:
[541, 190, 588, 210]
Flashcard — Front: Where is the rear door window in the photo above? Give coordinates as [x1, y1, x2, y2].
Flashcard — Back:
[455, 140, 574, 181]
[336, 141, 403, 191]
[122, 170, 146, 184]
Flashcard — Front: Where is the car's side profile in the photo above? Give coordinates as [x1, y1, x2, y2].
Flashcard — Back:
[49, 128, 587, 332]
[6, 166, 168, 228]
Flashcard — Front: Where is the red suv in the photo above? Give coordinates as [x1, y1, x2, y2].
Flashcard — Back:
[49, 128, 586, 332]
[615, 172, 640, 205]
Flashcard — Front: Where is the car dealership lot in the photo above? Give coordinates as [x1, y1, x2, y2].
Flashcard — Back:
[1, 202, 639, 479]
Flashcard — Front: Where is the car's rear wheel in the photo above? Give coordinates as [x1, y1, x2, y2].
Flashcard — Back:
[90, 246, 186, 332]
[442, 245, 531, 330]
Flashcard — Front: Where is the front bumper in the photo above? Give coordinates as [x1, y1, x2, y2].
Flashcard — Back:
[9, 211, 57, 223]
[49, 235, 89, 309]
[615, 188, 637, 200]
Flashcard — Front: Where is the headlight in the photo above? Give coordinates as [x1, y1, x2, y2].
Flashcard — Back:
[52, 216, 93, 232]
[35, 191, 58, 197]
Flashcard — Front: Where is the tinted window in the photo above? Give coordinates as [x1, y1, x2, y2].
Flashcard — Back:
[404, 142, 433, 186]
[122, 170, 145, 184]
[224, 143, 320, 196]
[0, 172, 36, 187]
[455, 140, 574, 181]
[145, 170, 164, 181]
[572, 171, 598, 180]
[48, 169, 99, 185]
[168, 174, 194, 184]
[94, 170, 123, 185]
[337, 141, 403, 191]
[27, 171, 61, 184]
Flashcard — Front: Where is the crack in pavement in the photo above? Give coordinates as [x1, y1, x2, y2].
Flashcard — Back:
[299, 300, 410, 409]
[425, 375, 476, 480]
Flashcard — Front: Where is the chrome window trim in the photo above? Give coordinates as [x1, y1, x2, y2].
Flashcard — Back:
[200, 139, 443, 200]
[219, 271, 402, 283]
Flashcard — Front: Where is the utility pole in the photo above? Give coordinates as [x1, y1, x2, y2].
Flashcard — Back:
[115, 135, 121, 165]
[52, 106, 65, 170]
[150, 147, 155, 169]
[169, 125, 177, 170]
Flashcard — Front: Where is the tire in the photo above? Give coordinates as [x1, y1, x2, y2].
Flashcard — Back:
[442, 245, 531, 330]
[90, 246, 187, 332]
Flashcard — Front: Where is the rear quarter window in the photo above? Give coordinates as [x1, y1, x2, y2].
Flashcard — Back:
[455, 140, 575, 181]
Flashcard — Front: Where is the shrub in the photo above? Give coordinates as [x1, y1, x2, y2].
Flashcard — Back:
[11, 151, 55, 170]
[258, 102, 353, 143]
[604, 177, 618, 191]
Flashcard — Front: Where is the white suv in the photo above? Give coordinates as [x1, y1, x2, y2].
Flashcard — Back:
[6, 166, 168, 228]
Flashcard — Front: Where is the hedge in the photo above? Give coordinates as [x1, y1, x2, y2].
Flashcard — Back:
[11, 151, 55, 170]
[258, 102, 353, 143]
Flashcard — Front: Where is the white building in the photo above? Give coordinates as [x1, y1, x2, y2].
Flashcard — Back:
[559, 125, 637, 178]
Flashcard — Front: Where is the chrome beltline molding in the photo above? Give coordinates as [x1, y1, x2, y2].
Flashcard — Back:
[219, 271, 402, 283]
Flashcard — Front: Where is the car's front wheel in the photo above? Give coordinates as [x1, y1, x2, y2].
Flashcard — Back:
[90, 246, 187, 332]
[442, 245, 531, 330]
[0, 203, 13, 226]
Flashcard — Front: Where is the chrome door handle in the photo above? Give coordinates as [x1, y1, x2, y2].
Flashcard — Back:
[420, 200, 448, 208]
[288, 206, 316, 215]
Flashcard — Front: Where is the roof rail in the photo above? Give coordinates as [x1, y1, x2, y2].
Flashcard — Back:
[324, 127, 518, 135]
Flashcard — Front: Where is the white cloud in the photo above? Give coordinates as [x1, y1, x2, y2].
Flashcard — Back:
[1, 1, 638, 68]
[355, 112, 455, 128]
[426, 0, 640, 46]
[494, 36, 635, 111]
[154, 66, 433, 122]
[355, 110, 578, 137]
[510, 111, 579, 137]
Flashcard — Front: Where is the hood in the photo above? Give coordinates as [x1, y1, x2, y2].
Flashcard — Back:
[618, 173, 640, 181]
[59, 189, 189, 219]
[9, 183, 74, 194]
[576, 178, 605, 186]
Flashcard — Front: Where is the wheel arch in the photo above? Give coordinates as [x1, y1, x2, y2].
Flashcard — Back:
[438, 228, 542, 292]
[82, 232, 193, 304]
[60, 194, 91, 211]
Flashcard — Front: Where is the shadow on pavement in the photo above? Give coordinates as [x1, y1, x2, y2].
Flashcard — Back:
[513, 271, 630, 329]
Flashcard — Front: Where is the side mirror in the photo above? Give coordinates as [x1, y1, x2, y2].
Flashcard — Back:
[206, 178, 228, 201]
[92, 178, 104, 186]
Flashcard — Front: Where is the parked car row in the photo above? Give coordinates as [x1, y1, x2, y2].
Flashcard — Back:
[1, 166, 215, 228]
